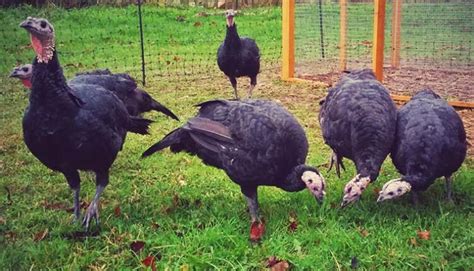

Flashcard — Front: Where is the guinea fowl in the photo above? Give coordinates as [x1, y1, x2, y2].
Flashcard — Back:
[9, 64, 33, 89]
[217, 9, 260, 99]
[143, 99, 325, 241]
[10, 64, 178, 120]
[20, 17, 153, 229]
[377, 89, 466, 204]
[319, 69, 397, 208]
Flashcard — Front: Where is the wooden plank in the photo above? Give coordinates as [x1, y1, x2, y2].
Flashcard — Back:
[391, 0, 402, 68]
[372, 0, 386, 81]
[282, 0, 295, 80]
[391, 94, 474, 109]
[339, 0, 348, 71]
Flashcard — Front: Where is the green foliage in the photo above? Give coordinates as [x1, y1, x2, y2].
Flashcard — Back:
[0, 5, 473, 270]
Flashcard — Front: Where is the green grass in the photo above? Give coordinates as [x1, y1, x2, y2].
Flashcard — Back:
[1, 5, 473, 270]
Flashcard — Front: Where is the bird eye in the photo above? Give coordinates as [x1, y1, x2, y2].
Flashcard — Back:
[22, 67, 29, 72]
[346, 186, 352, 193]
[40, 20, 47, 28]
[388, 192, 394, 196]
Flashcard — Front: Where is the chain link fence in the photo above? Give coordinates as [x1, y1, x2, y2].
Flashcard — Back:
[2, 3, 281, 87]
[294, 0, 473, 102]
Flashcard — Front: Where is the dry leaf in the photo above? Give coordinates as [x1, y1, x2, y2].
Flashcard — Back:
[193, 21, 202, 27]
[114, 205, 121, 217]
[357, 227, 369, 238]
[265, 256, 290, 271]
[142, 255, 157, 271]
[0, 216, 6, 225]
[288, 214, 298, 232]
[34, 229, 48, 242]
[130, 240, 145, 253]
[409, 237, 418, 246]
[417, 230, 430, 240]
[250, 221, 265, 242]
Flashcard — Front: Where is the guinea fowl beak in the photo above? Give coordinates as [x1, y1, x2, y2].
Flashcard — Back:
[340, 200, 350, 208]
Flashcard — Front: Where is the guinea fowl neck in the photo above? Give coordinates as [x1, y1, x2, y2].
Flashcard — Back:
[30, 50, 76, 106]
[224, 24, 241, 49]
[278, 165, 309, 192]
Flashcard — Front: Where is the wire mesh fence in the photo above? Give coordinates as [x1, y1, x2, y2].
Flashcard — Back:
[294, 0, 473, 102]
[1, 4, 281, 88]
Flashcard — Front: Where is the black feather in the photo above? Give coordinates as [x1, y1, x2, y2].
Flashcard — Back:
[319, 69, 397, 181]
[391, 89, 467, 191]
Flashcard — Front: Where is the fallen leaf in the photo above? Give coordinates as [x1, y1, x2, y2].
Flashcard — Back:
[0, 216, 6, 225]
[130, 240, 145, 253]
[409, 237, 418, 246]
[265, 256, 290, 271]
[288, 214, 298, 232]
[357, 227, 369, 238]
[114, 205, 121, 217]
[193, 21, 202, 27]
[271, 261, 290, 271]
[33, 229, 48, 242]
[250, 221, 265, 242]
[351, 256, 359, 269]
[151, 222, 161, 230]
[196, 11, 208, 17]
[142, 255, 157, 271]
[173, 56, 181, 62]
[42, 201, 67, 210]
[5, 231, 17, 241]
[373, 187, 381, 196]
[417, 230, 430, 240]
[4, 186, 12, 205]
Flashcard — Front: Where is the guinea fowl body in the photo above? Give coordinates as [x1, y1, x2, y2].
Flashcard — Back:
[319, 69, 397, 181]
[391, 89, 466, 191]
[145, 99, 311, 191]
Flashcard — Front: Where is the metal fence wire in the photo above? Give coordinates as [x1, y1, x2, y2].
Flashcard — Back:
[294, 0, 473, 101]
[2, 3, 281, 87]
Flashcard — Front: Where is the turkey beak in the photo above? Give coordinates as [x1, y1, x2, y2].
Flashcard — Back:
[315, 191, 325, 204]
[340, 199, 350, 208]
[9, 70, 19, 78]
[19, 18, 33, 30]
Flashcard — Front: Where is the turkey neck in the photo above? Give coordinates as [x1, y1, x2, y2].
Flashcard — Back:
[30, 50, 79, 110]
[224, 24, 241, 50]
[278, 165, 309, 192]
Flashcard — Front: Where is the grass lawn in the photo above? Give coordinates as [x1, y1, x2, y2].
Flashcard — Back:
[0, 5, 473, 270]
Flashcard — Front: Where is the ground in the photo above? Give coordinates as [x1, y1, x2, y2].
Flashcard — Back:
[0, 5, 473, 270]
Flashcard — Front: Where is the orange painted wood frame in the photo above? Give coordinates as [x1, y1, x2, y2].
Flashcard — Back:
[339, 0, 348, 71]
[282, 0, 295, 80]
[391, 0, 402, 68]
[372, 0, 386, 81]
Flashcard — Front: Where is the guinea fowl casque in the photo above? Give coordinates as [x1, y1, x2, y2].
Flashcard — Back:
[20, 17, 153, 230]
[319, 69, 397, 208]
[377, 89, 467, 204]
[142, 99, 325, 241]
[10, 64, 178, 120]
[217, 9, 260, 99]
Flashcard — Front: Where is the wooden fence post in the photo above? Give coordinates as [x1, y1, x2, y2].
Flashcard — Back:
[372, 0, 386, 81]
[391, 0, 402, 68]
[282, 0, 295, 80]
[339, 0, 347, 71]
